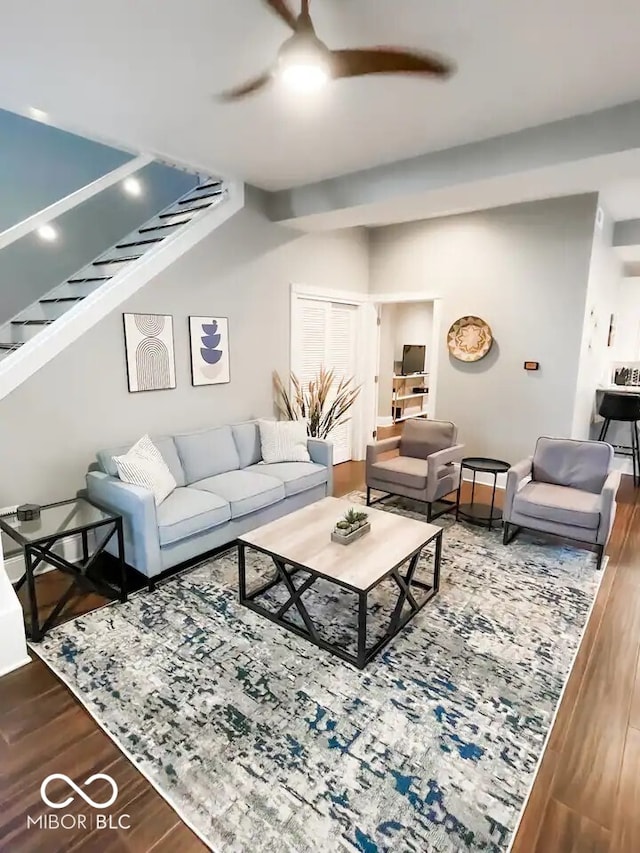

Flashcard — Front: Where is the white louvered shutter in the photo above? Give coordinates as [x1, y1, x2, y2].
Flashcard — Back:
[298, 300, 327, 389]
[326, 303, 357, 464]
[292, 297, 358, 465]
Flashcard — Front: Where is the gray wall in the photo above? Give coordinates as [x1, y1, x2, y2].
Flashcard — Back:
[0, 108, 131, 230]
[0, 162, 197, 326]
[369, 195, 599, 463]
[0, 194, 369, 506]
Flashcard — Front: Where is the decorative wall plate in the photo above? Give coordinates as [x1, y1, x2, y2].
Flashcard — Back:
[447, 316, 493, 362]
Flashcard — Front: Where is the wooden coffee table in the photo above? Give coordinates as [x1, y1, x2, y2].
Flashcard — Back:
[237, 496, 442, 669]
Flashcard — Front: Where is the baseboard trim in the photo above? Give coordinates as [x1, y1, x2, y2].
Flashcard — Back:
[4, 534, 84, 584]
[0, 655, 32, 678]
[612, 456, 634, 476]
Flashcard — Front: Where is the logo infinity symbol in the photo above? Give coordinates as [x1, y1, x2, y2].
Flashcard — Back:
[40, 774, 119, 810]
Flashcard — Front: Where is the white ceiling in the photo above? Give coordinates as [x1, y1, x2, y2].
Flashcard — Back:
[1, 0, 640, 192]
[601, 179, 640, 222]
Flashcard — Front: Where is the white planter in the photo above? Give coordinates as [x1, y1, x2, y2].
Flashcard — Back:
[331, 521, 371, 545]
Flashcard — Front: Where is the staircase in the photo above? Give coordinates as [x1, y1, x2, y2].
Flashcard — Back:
[0, 179, 228, 360]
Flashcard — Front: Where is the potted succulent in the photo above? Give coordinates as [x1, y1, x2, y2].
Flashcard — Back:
[331, 507, 371, 545]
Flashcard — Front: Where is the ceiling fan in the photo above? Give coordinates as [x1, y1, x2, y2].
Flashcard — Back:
[219, 0, 455, 100]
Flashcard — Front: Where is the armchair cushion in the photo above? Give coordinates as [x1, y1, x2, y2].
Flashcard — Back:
[532, 437, 613, 494]
[369, 456, 429, 490]
[157, 488, 231, 546]
[400, 420, 457, 460]
[513, 482, 601, 530]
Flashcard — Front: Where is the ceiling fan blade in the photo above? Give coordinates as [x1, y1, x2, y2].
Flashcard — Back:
[332, 47, 454, 80]
[217, 71, 273, 101]
[263, 0, 298, 30]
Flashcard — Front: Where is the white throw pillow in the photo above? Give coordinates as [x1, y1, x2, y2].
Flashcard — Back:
[113, 435, 177, 506]
[258, 419, 310, 464]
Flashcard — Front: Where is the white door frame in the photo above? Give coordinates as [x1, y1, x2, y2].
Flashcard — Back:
[369, 291, 444, 435]
[290, 285, 443, 462]
[290, 284, 372, 461]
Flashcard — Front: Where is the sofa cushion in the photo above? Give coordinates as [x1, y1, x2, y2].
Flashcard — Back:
[258, 419, 311, 463]
[174, 426, 240, 484]
[513, 481, 601, 530]
[156, 487, 231, 546]
[532, 437, 612, 494]
[245, 462, 328, 497]
[370, 456, 429, 490]
[232, 421, 262, 468]
[113, 435, 177, 507]
[97, 436, 185, 487]
[192, 470, 285, 519]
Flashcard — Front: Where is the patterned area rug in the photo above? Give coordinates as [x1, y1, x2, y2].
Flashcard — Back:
[33, 493, 603, 853]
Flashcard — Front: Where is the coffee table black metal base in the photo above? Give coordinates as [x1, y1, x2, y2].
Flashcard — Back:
[238, 530, 442, 670]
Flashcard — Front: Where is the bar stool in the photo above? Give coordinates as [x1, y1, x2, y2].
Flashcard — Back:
[598, 392, 640, 486]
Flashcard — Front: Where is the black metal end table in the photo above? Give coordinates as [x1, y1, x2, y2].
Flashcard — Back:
[0, 498, 127, 642]
[456, 457, 511, 530]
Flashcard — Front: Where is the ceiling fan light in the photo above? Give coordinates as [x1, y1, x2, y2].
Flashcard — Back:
[277, 33, 332, 94]
[280, 61, 329, 93]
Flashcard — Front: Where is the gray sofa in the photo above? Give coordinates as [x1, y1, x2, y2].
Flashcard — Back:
[503, 436, 620, 569]
[86, 421, 333, 582]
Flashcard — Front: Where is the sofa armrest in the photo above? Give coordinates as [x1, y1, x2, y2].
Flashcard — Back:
[307, 438, 334, 496]
[86, 471, 161, 578]
[504, 457, 533, 522]
[366, 436, 401, 466]
[597, 469, 621, 545]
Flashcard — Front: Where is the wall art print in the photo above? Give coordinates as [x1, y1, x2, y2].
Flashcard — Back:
[189, 316, 230, 386]
[123, 313, 176, 393]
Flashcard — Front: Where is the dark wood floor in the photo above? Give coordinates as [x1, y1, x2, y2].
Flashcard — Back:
[1, 463, 639, 852]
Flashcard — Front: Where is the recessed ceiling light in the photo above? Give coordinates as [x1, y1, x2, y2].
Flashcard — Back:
[123, 177, 143, 197]
[37, 224, 58, 242]
[27, 106, 49, 122]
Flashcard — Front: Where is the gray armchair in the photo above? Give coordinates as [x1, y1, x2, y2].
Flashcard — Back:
[503, 436, 620, 570]
[366, 419, 465, 521]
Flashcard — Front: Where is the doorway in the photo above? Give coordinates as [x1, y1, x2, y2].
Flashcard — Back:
[372, 297, 442, 438]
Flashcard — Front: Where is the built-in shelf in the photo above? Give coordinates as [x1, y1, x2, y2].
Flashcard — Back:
[393, 392, 429, 401]
[392, 372, 429, 423]
[394, 412, 429, 423]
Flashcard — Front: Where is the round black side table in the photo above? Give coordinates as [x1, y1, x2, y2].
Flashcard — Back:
[456, 457, 511, 530]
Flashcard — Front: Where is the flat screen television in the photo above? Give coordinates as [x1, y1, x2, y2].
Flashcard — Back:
[401, 344, 426, 375]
